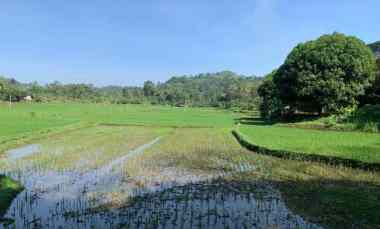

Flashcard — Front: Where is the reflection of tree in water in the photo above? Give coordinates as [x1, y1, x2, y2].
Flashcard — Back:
[85, 179, 322, 229]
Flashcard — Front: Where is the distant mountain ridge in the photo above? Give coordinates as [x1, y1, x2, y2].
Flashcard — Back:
[368, 41, 380, 58]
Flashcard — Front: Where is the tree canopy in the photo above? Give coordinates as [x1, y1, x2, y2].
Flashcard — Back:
[272, 33, 377, 115]
[0, 71, 262, 110]
[149, 71, 261, 109]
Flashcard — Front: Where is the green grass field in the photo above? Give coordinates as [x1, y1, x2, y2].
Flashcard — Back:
[2, 102, 380, 165]
[0, 103, 237, 151]
[238, 125, 380, 164]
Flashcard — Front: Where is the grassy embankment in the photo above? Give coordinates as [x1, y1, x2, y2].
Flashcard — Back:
[0, 176, 23, 220]
[235, 125, 380, 167]
[234, 105, 380, 169]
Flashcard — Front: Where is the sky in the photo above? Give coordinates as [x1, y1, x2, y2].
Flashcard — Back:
[0, 0, 379, 86]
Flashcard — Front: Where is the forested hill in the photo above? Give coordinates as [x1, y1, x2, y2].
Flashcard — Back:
[0, 71, 262, 110]
[146, 71, 261, 109]
[368, 41, 380, 57]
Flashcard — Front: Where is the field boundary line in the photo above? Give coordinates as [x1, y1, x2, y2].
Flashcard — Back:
[232, 130, 380, 171]
[98, 123, 216, 129]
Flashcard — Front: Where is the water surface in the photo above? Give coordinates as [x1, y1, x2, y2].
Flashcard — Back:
[0, 127, 323, 229]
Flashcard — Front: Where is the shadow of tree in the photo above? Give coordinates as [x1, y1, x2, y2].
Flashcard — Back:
[89, 177, 380, 229]
[93, 178, 322, 229]
[235, 114, 323, 127]
[234, 117, 274, 126]
[274, 177, 380, 229]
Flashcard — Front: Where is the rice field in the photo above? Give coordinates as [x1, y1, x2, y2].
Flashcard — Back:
[0, 125, 379, 228]
[0, 126, 319, 228]
[1, 104, 380, 228]
[0, 103, 236, 140]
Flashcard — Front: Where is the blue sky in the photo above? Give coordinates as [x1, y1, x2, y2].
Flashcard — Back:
[0, 0, 379, 86]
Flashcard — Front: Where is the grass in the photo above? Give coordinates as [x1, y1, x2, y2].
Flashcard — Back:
[0, 175, 23, 218]
[0, 103, 237, 153]
[237, 124, 380, 164]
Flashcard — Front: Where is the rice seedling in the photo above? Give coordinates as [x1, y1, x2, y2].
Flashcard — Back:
[0, 107, 379, 228]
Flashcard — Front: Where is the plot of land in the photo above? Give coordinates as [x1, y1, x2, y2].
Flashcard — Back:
[238, 124, 380, 164]
[0, 104, 380, 228]
[0, 126, 323, 229]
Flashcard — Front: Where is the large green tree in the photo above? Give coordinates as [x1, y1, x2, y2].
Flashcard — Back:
[274, 33, 377, 114]
[362, 58, 380, 104]
[258, 71, 282, 119]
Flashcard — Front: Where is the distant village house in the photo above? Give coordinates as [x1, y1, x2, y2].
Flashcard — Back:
[24, 95, 33, 101]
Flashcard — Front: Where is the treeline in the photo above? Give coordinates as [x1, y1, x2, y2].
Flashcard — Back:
[140, 71, 261, 109]
[2, 32, 379, 115]
[258, 33, 380, 120]
[0, 71, 262, 110]
[0, 78, 102, 103]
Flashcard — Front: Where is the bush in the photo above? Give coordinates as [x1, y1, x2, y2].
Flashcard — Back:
[348, 104, 380, 132]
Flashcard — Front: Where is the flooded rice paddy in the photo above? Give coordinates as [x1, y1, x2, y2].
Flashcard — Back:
[0, 126, 323, 228]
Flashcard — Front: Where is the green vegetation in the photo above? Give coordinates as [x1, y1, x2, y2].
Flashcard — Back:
[277, 104, 380, 133]
[259, 33, 378, 119]
[121, 128, 380, 228]
[0, 71, 262, 110]
[20, 126, 170, 171]
[0, 105, 380, 228]
[0, 103, 237, 153]
[361, 57, 380, 105]
[1, 32, 380, 228]
[0, 176, 23, 218]
[236, 124, 380, 164]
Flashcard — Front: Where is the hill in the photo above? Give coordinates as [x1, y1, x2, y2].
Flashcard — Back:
[368, 41, 380, 57]
[151, 71, 262, 109]
[0, 71, 263, 110]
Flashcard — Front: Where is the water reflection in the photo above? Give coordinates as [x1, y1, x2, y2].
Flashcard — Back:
[1, 135, 322, 229]
[6, 144, 40, 162]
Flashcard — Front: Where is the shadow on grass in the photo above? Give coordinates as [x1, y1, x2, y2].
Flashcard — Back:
[234, 117, 274, 126]
[235, 114, 322, 127]
[274, 177, 380, 229]
[232, 130, 380, 172]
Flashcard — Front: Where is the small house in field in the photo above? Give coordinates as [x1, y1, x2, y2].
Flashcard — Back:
[24, 95, 33, 101]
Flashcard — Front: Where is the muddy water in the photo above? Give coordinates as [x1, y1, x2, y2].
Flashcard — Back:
[0, 131, 323, 229]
